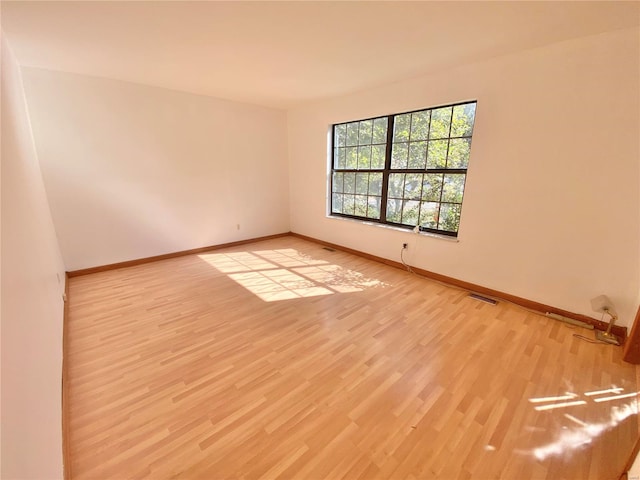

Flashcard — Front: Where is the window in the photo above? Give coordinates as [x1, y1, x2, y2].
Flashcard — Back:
[331, 101, 477, 237]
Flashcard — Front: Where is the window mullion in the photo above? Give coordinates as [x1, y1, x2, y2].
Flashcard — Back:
[330, 101, 476, 236]
[379, 115, 394, 223]
[330, 126, 336, 213]
[434, 107, 456, 230]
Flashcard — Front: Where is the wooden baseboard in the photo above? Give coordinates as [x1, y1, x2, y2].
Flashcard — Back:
[290, 232, 628, 340]
[62, 273, 71, 480]
[66, 230, 628, 340]
[67, 233, 291, 277]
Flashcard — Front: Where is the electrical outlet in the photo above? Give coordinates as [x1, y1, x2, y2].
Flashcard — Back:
[402, 243, 408, 249]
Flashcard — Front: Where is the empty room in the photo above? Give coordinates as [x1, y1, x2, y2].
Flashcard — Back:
[2, 1, 640, 479]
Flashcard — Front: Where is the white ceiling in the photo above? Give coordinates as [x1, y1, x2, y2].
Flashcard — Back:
[2, 1, 639, 109]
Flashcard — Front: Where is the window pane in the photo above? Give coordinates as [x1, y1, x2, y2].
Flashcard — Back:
[447, 138, 471, 169]
[366, 196, 381, 219]
[332, 172, 344, 193]
[332, 193, 343, 214]
[334, 148, 346, 169]
[344, 172, 356, 194]
[391, 142, 408, 169]
[427, 140, 448, 169]
[369, 172, 383, 195]
[408, 141, 427, 169]
[442, 174, 465, 203]
[429, 107, 452, 139]
[404, 174, 422, 200]
[358, 146, 371, 169]
[410, 111, 430, 141]
[345, 147, 358, 169]
[388, 173, 405, 198]
[371, 145, 386, 169]
[358, 120, 373, 145]
[355, 173, 369, 195]
[346, 122, 359, 146]
[439, 203, 461, 232]
[335, 124, 346, 147]
[422, 174, 443, 201]
[401, 200, 419, 226]
[419, 202, 440, 229]
[331, 101, 475, 234]
[393, 114, 410, 142]
[372, 118, 388, 144]
[355, 195, 368, 216]
[343, 195, 355, 215]
[451, 103, 476, 137]
[386, 198, 402, 223]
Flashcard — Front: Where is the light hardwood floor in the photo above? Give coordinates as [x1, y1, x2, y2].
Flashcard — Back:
[66, 236, 639, 479]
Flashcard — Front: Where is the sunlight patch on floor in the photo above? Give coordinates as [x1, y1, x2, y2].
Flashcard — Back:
[198, 248, 387, 302]
[524, 387, 639, 461]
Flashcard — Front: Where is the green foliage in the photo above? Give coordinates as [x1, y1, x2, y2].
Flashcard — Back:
[442, 174, 465, 203]
[419, 202, 439, 229]
[343, 195, 355, 215]
[334, 148, 346, 168]
[358, 146, 371, 169]
[447, 139, 470, 168]
[403, 174, 422, 200]
[391, 142, 408, 169]
[401, 200, 420, 226]
[332, 102, 476, 234]
[346, 123, 358, 146]
[439, 203, 461, 232]
[354, 195, 368, 216]
[410, 111, 430, 141]
[451, 103, 476, 137]
[386, 198, 402, 223]
[422, 174, 442, 202]
[388, 174, 405, 198]
[369, 173, 383, 195]
[344, 172, 356, 194]
[371, 145, 385, 169]
[355, 173, 369, 195]
[334, 124, 346, 147]
[345, 147, 358, 169]
[332, 193, 343, 213]
[358, 120, 373, 145]
[427, 140, 448, 169]
[372, 118, 388, 144]
[332, 172, 343, 193]
[430, 107, 452, 139]
[366, 197, 381, 219]
[394, 114, 411, 142]
[408, 142, 427, 169]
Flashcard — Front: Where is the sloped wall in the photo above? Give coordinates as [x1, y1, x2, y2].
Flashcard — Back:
[1, 37, 66, 479]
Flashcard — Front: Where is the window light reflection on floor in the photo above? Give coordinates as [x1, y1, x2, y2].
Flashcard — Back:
[198, 249, 387, 302]
[524, 388, 639, 461]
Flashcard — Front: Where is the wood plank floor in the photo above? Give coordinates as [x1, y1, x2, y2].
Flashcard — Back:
[66, 236, 639, 479]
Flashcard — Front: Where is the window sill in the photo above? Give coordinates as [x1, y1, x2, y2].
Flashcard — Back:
[326, 214, 460, 243]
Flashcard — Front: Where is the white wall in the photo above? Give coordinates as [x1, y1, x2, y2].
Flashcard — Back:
[1, 37, 65, 479]
[21, 69, 289, 271]
[288, 27, 640, 328]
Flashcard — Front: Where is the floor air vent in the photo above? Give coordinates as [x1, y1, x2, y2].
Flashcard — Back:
[469, 293, 498, 305]
[322, 247, 336, 252]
